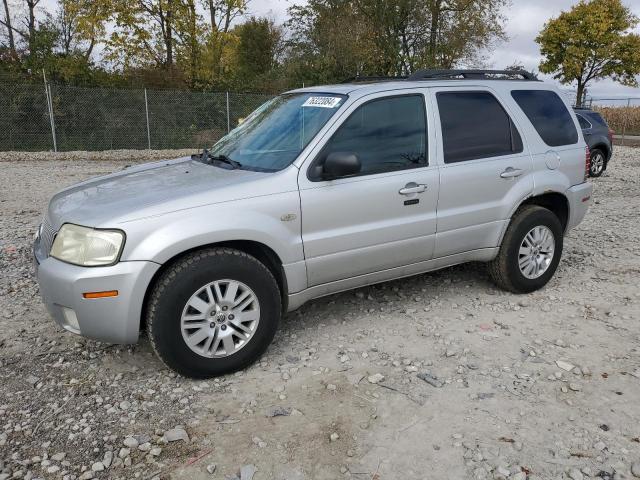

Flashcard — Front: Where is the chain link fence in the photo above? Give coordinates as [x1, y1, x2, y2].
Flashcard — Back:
[0, 81, 274, 152]
[585, 96, 640, 145]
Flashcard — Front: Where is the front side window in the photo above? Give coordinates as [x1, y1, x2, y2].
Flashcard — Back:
[210, 93, 346, 172]
[316, 94, 427, 177]
[437, 91, 523, 164]
[511, 90, 579, 147]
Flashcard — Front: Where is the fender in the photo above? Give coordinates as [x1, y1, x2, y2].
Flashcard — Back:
[118, 191, 304, 267]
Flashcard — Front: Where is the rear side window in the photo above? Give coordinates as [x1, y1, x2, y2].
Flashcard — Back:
[437, 91, 523, 164]
[511, 90, 578, 146]
[576, 114, 591, 129]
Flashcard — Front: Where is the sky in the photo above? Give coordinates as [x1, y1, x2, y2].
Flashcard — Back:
[37, 0, 640, 101]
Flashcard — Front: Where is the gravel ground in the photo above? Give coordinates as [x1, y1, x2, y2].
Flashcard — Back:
[1, 148, 639, 480]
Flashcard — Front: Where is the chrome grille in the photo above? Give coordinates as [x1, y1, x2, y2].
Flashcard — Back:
[40, 215, 56, 257]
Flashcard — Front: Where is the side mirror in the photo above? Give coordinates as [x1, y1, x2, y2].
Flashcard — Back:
[322, 152, 361, 179]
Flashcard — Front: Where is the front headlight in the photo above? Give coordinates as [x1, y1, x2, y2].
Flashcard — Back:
[50, 224, 125, 266]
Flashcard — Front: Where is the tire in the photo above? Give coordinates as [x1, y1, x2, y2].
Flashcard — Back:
[147, 248, 281, 378]
[589, 148, 606, 177]
[488, 205, 563, 294]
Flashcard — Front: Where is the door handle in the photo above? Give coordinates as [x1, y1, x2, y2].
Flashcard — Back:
[500, 167, 524, 178]
[399, 183, 427, 195]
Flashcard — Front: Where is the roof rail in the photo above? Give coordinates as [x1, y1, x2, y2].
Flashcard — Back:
[341, 75, 407, 84]
[407, 69, 539, 81]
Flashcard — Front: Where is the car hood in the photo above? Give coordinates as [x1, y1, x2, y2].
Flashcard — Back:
[46, 156, 278, 228]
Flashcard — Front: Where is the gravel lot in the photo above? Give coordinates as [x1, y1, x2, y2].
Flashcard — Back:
[1, 148, 639, 480]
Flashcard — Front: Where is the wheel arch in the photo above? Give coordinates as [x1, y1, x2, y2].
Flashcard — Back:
[519, 192, 569, 231]
[498, 192, 570, 247]
[141, 240, 288, 334]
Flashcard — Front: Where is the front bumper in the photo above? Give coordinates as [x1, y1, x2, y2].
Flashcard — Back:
[35, 251, 160, 344]
[565, 181, 593, 232]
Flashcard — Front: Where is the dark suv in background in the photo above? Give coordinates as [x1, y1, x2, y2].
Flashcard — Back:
[574, 107, 614, 177]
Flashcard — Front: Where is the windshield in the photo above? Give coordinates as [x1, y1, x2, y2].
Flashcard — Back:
[209, 92, 346, 172]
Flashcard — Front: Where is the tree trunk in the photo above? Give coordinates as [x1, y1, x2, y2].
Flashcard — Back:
[2, 0, 16, 57]
[165, 0, 173, 67]
[27, 0, 38, 54]
[208, 0, 217, 32]
[576, 79, 585, 108]
[428, 0, 442, 67]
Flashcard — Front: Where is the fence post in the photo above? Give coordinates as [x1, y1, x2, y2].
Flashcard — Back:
[226, 91, 230, 134]
[144, 88, 151, 150]
[42, 70, 57, 152]
[621, 97, 631, 146]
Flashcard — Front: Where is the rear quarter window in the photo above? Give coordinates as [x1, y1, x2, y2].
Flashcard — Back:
[511, 90, 579, 147]
[587, 112, 608, 128]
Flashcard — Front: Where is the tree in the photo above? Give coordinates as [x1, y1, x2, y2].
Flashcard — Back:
[108, 0, 183, 68]
[56, 0, 110, 59]
[536, 0, 640, 107]
[286, 0, 377, 84]
[1, 0, 17, 57]
[234, 17, 281, 76]
[202, 0, 247, 81]
[285, 0, 507, 86]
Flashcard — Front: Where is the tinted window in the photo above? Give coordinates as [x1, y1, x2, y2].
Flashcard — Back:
[511, 90, 578, 146]
[576, 114, 591, 129]
[437, 91, 523, 164]
[318, 95, 427, 176]
[586, 112, 608, 128]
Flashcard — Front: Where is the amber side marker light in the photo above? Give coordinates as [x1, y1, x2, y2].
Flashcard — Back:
[83, 290, 119, 299]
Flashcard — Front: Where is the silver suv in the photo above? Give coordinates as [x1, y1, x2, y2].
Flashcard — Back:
[34, 70, 593, 378]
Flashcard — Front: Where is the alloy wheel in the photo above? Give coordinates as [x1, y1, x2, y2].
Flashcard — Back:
[590, 151, 605, 176]
[518, 226, 555, 279]
[180, 279, 260, 358]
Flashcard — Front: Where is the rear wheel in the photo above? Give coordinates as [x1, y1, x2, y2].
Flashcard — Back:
[589, 148, 606, 177]
[488, 205, 563, 293]
[147, 248, 281, 378]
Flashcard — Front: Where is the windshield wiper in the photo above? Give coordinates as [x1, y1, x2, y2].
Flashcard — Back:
[193, 149, 242, 169]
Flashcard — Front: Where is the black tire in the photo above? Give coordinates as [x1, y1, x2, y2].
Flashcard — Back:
[488, 205, 563, 293]
[589, 148, 606, 177]
[147, 248, 281, 378]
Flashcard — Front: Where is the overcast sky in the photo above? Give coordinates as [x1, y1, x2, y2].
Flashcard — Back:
[37, 0, 640, 100]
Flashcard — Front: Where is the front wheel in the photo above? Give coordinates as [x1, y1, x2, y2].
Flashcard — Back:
[146, 248, 281, 378]
[488, 205, 563, 293]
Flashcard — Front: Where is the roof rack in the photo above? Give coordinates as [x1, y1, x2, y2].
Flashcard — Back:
[407, 69, 539, 81]
[341, 75, 407, 84]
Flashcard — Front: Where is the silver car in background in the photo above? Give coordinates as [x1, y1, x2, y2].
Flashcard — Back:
[34, 69, 593, 378]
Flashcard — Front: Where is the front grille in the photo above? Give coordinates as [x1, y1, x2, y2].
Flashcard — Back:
[40, 215, 56, 257]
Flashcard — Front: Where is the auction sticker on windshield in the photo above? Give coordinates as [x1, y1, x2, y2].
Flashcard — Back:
[302, 96, 343, 108]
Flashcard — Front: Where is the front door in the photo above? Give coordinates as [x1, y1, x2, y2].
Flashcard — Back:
[298, 91, 439, 287]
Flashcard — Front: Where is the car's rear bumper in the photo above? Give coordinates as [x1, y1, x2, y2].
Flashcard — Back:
[35, 252, 160, 344]
[566, 182, 593, 232]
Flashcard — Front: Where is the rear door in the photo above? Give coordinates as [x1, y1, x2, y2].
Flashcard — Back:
[430, 87, 534, 257]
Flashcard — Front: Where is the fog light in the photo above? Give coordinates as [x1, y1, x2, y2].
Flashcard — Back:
[61, 307, 81, 334]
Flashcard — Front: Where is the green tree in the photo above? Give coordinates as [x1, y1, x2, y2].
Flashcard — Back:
[536, 0, 640, 107]
[234, 18, 280, 74]
[285, 0, 507, 86]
